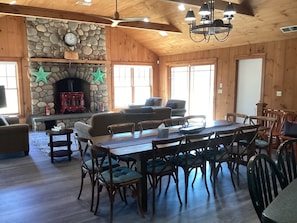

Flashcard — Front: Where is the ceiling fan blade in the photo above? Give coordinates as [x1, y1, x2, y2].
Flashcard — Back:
[121, 17, 148, 22]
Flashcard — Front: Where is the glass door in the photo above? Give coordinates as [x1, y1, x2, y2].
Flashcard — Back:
[171, 64, 214, 120]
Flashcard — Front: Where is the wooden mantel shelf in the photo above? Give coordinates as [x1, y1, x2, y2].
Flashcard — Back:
[28, 58, 109, 64]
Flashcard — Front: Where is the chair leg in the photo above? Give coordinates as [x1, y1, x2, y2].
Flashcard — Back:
[77, 169, 86, 200]
[90, 173, 96, 212]
[184, 170, 190, 204]
[202, 165, 210, 195]
[94, 181, 101, 215]
[174, 172, 183, 206]
[191, 168, 198, 187]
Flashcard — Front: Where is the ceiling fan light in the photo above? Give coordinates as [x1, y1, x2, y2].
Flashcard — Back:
[199, 3, 210, 16]
[178, 4, 185, 11]
[224, 3, 236, 16]
[185, 9, 196, 22]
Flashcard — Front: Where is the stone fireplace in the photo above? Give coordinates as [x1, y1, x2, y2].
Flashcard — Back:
[26, 18, 107, 119]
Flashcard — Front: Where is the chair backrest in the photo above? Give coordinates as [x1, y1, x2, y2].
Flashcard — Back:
[75, 132, 91, 168]
[163, 117, 187, 127]
[247, 154, 287, 221]
[90, 143, 114, 185]
[185, 115, 206, 126]
[214, 128, 238, 148]
[276, 138, 297, 186]
[107, 122, 135, 135]
[151, 136, 185, 172]
[225, 112, 248, 124]
[137, 120, 164, 131]
[185, 131, 214, 151]
[235, 125, 260, 161]
[263, 108, 286, 136]
[249, 115, 276, 141]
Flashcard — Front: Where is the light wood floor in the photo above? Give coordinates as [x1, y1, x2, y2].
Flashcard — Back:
[0, 132, 260, 223]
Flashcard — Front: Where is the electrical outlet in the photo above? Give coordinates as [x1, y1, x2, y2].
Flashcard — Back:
[276, 91, 282, 97]
[218, 89, 223, 94]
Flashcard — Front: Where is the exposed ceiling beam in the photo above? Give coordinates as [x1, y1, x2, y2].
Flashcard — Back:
[0, 3, 181, 33]
[164, 0, 254, 16]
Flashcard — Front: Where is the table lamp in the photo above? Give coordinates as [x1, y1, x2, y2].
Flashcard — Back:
[0, 85, 6, 108]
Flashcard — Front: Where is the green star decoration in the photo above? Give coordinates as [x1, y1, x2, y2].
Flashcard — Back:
[91, 68, 106, 83]
[32, 66, 51, 83]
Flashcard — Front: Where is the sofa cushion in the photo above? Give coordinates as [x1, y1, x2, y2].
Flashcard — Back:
[122, 107, 154, 114]
[0, 115, 9, 126]
[166, 102, 177, 109]
[144, 98, 154, 106]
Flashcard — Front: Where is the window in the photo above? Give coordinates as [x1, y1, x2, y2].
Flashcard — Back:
[113, 65, 152, 108]
[0, 62, 19, 114]
[171, 64, 214, 120]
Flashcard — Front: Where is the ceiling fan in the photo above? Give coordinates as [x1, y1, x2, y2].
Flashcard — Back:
[101, 0, 149, 27]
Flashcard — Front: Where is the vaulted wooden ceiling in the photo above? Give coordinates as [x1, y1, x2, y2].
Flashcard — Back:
[0, 0, 296, 56]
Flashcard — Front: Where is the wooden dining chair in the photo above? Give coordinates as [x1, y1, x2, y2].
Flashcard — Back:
[203, 128, 238, 196]
[137, 120, 164, 132]
[177, 131, 214, 204]
[225, 112, 248, 124]
[229, 125, 259, 186]
[90, 143, 144, 222]
[276, 138, 297, 186]
[107, 122, 136, 168]
[247, 153, 287, 221]
[75, 133, 119, 212]
[147, 135, 185, 214]
[249, 115, 277, 156]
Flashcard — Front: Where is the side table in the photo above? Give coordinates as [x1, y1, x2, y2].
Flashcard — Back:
[46, 128, 73, 163]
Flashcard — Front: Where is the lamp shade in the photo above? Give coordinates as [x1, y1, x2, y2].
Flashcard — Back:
[0, 86, 7, 108]
[185, 9, 196, 22]
[224, 3, 236, 16]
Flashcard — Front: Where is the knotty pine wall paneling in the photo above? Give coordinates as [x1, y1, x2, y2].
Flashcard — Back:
[0, 16, 30, 123]
[159, 37, 297, 120]
[108, 27, 160, 108]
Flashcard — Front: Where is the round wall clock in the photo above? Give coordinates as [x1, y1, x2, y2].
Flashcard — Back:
[64, 32, 78, 46]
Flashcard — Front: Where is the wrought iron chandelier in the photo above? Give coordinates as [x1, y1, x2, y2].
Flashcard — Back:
[185, 0, 236, 42]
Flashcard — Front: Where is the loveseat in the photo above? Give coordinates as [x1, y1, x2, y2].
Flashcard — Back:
[74, 107, 171, 138]
[0, 116, 29, 155]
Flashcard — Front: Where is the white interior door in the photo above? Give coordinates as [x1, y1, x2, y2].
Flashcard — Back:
[236, 58, 263, 116]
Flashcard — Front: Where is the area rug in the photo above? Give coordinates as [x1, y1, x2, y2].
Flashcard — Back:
[29, 130, 79, 158]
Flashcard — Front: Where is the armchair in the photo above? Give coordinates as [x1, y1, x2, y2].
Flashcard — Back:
[165, 99, 186, 117]
[0, 116, 29, 156]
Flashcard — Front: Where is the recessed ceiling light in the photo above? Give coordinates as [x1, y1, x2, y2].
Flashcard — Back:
[84, 0, 92, 3]
[178, 4, 185, 11]
[144, 17, 149, 23]
[10, 1, 16, 4]
[159, 31, 168, 37]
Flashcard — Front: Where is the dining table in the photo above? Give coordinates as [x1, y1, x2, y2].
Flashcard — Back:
[91, 120, 246, 211]
[261, 178, 297, 223]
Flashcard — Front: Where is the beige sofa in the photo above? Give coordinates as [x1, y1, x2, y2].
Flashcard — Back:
[74, 107, 171, 138]
[0, 116, 29, 155]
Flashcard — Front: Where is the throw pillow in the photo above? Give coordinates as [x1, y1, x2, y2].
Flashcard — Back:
[283, 121, 297, 137]
[0, 115, 9, 126]
[166, 102, 177, 109]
